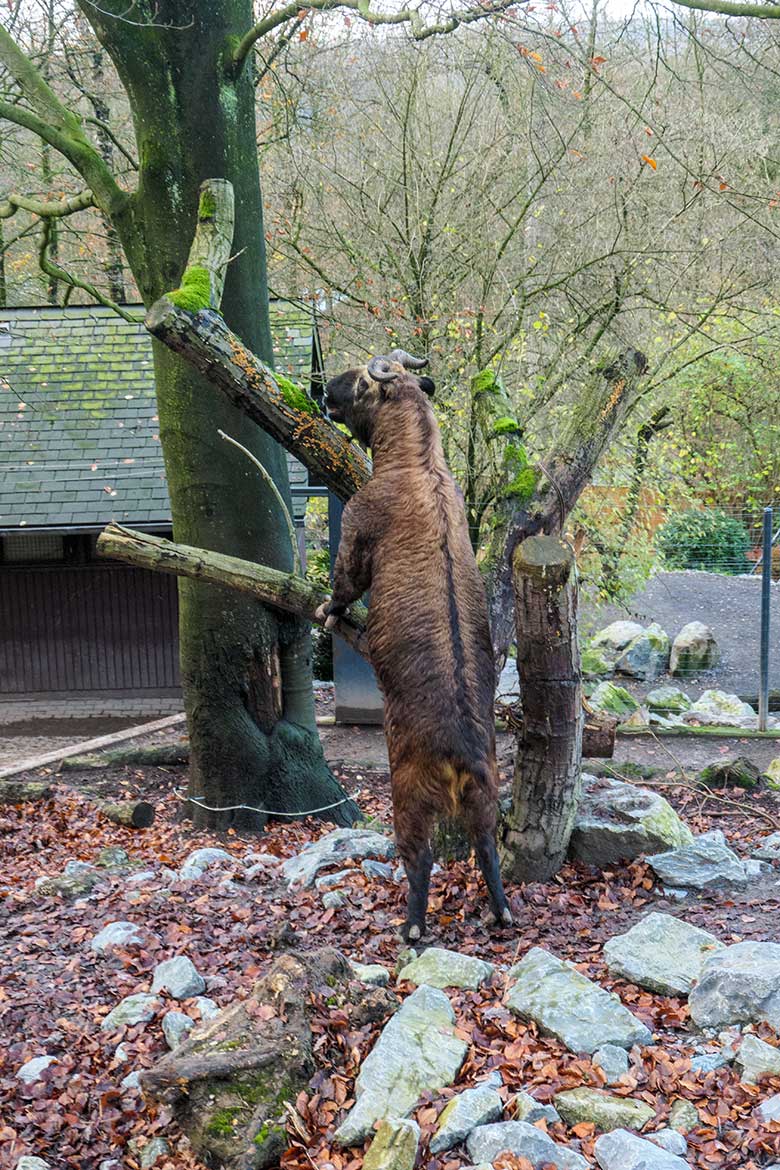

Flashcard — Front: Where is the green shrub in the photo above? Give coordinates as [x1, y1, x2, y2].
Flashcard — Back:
[656, 508, 751, 575]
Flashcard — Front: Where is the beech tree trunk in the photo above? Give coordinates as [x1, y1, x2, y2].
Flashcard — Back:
[500, 536, 583, 882]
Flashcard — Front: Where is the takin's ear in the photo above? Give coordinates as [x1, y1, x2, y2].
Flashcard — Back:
[418, 376, 436, 398]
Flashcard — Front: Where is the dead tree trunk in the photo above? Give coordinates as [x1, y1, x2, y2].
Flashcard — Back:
[500, 536, 583, 883]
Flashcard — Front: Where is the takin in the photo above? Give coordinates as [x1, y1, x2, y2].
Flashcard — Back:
[317, 349, 512, 941]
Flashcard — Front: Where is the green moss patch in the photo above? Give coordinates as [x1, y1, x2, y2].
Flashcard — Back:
[169, 265, 213, 312]
[276, 372, 320, 415]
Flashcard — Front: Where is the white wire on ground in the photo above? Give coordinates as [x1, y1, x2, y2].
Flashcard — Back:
[178, 788, 361, 818]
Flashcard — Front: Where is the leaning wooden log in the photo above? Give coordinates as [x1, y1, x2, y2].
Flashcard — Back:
[97, 524, 369, 659]
[500, 535, 584, 883]
[96, 799, 155, 828]
[61, 744, 189, 770]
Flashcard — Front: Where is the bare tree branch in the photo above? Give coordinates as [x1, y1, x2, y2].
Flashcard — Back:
[0, 188, 94, 219]
[669, 0, 780, 15]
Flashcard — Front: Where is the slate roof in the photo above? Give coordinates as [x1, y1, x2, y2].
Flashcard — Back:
[0, 302, 321, 531]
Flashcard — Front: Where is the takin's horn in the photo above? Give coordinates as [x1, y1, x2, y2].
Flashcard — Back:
[367, 356, 398, 383]
[387, 348, 429, 370]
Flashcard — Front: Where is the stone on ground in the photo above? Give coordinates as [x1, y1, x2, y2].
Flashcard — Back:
[581, 647, 613, 678]
[554, 1087, 655, 1131]
[646, 686, 691, 714]
[688, 940, 780, 1028]
[591, 621, 645, 659]
[648, 830, 747, 891]
[648, 1129, 688, 1156]
[570, 775, 693, 866]
[430, 1085, 503, 1152]
[603, 911, 723, 995]
[593, 1044, 630, 1085]
[589, 682, 640, 717]
[179, 847, 235, 879]
[315, 869, 353, 889]
[398, 947, 493, 990]
[670, 622, 719, 675]
[90, 920, 148, 954]
[101, 993, 158, 1031]
[194, 996, 220, 1020]
[595, 1128, 689, 1169]
[698, 756, 762, 789]
[512, 1090, 560, 1124]
[15, 1160, 52, 1170]
[734, 1033, 780, 1083]
[322, 890, 344, 910]
[668, 1099, 699, 1132]
[120, 1070, 141, 1091]
[753, 831, 780, 860]
[349, 960, 390, 986]
[335, 984, 468, 1145]
[151, 955, 205, 999]
[506, 947, 652, 1054]
[16, 1055, 57, 1083]
[466, 1121, 588, 1168]
[35, 869, 102, 899]
[615, 623, 670, 681]
[138, 1137, 170, 1168]
[362, 1118, 420, 1170]
[686, 690, 755, 727]
[362, 859, 393, 879]
[95, 846, 130, 868]
[162, 1009, 194, 1049]
[756, 1093, 780, 1123]
[282, 828, 395, 889]
[767, 758, 780, 784]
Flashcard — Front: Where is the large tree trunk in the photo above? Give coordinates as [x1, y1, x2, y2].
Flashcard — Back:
[500, 536, 583, 883]
[80, 1, 354, 829]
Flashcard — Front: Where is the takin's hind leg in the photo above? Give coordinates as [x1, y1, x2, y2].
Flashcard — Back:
[391, 766, 436, 943]
[460, 776, 513, 928]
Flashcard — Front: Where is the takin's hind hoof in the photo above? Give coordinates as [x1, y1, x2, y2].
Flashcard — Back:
[401, 922, 423, 943]
[487, 906, 514, 929]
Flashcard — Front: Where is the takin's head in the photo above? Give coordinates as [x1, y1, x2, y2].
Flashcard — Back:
[324, 349, 435, 446]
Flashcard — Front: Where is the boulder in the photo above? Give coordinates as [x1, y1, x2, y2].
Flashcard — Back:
[398, 947, 493, 990]
[90, 920, 149, 954]
[35, 870, 102, 899]
[595, 1128, 689, 1169]
[162, 1010, 194, 1049]
[593, 1044, 630, 1085]
[349, 960, 390, 987]
[151, 956, 205, 1000]
[688, 940, 780, 1029]
[282, 828, 395, 889]
[570, 775, 693, 867]
[554, 1087, 655, 1132]
[668, 1099, 699, 1133]
[648, 831, 747, 891]
[752, 831, 780, 860]
[767, 758, 780, 785]
[591, 621, 645, 660]
[363, 1118, 420, 1170]
[335, 984, 467, 1145]
[756, 1093, 780, 1123]
[615, 623, 670, 681]
[96, 846, 130, 868]
[16, 1055, 57, 1084]
[603, 912, 723, 996]
[101, 993, 159, 1031]
[685, 690, 756, 728]
[362, 859, 394, 880]
[179, 847, 235, 880]
[698, 756, 763, 790]
[506, 947, 652, 1054]
[15, 1160, 52, 1170]
[648, 1129, 688, 1156]
[734, 1033, 780, 1083]
[512, 1090, 560, 1124]
[466, 1121, 588, 1169]
[670, 622, 719, 675]
[646, 686, 692, 714]
[581, 647, 613, 679]
[430, 1085, 503, 1153]
[589, 682, 640, 718]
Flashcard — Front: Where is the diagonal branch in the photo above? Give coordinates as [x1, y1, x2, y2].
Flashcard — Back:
[0, 188, 94, 220]
[669, 0, 780, 14]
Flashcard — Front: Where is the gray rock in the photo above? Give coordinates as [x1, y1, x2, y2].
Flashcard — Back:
[615, 623, 670, 681]
[99, 1162, 122, 1170]
[242, 851, 278, 867]
[64, 859, 97, 877]
[646, 686, 692, 714]
[322, 890, 345, 910]
[668, 1099, 698, 1132]
[120, 1070, 141, 1091]
[114, 1043, 129, 1063]
[649, 830, 747, 890]
[595, 1128, 689, 1169]
[35, 870, 102, 899]
[593, 1044, 630, 1085]
[670, 622, 719, 675]
[689, 941, 780, 1029]
[194, 995, 220, 1020]
[101, 993, 159, 1031]
[690, 1050, 731, 1073]
[686, 689, 756, 728]
[506, 946, 652, 1054]
[179, 847, 235, 880]
[554, 1087, 655, 1131]
[151, 955, 205, 999]
[96, 846, 130, 868]
[315, 869, 353, 889]
[512, 1090, 560, 1124]
[767, 758, 780, 784]
[162, 1009, 194, 1049]
[466, 1120, 588, 1169]
[589, 682, 640, 717]
[603, 911, 723, 995]
[15, 1160, 52, 1170]
[648, 1129, 688, 1156]
[90, 920, 148, 954]
[349, 960, 390, 986]
[744, 857, 773, 881]
[283, 828, 395, 889]
[699, 756, 763, 789]
[124, 870, 157, 886]
[139, 1137, 170, 1169]
[363, 1118, 419, 1170]
[334, 984, 468, 1145]
[592, 621, 645, 659]
[756, 1092, 780, 1122]
[735, 1033, 780, 1083]
[362, 859, 394, 880]
[16, 1055, 57, 1083]
[753, 831, 780, 860]
[571, 776, 693, 867]
[430, 1085, 503, 1153]
[398, 947, 493, 990]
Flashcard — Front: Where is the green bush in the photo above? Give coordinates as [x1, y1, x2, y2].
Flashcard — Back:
[656, 508, 751, 574]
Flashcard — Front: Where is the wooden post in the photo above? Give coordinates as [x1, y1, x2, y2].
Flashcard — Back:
[500, 535, 583, 883]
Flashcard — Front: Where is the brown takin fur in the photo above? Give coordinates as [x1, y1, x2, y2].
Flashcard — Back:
[317, 353, 512, 941]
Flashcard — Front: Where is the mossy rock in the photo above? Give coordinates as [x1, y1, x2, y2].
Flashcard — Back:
[698, 756, 763, 790]
[581, 647, 612, 679]
[589, 681, 640, 717]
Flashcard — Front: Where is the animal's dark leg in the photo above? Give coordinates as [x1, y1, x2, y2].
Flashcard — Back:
[461, 774, 513, 927]
[391, 763, 435, 943]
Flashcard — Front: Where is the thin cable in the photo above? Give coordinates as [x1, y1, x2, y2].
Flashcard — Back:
[178, 787, 361, 818]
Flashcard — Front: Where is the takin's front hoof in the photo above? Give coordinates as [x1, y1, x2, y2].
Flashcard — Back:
[486, 906, 514, 929]
[401, 921, 424, 943]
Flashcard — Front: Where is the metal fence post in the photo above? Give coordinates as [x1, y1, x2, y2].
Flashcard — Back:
[759, 505, 773, 732]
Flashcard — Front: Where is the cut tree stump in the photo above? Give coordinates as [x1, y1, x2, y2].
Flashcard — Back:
[583, 711, 617, 759]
